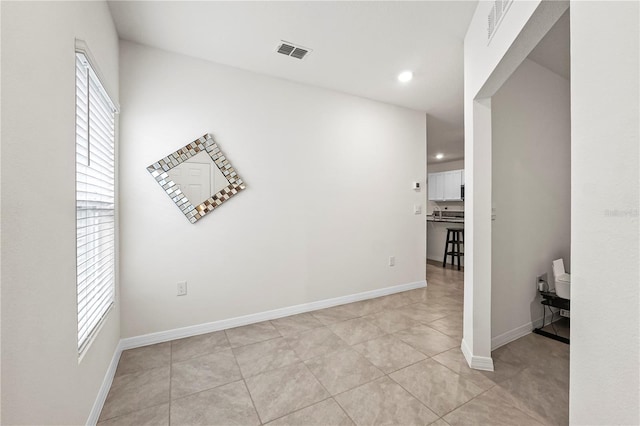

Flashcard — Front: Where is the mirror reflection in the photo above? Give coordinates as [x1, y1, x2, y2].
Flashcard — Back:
[147, 133, 246, 223]
[168, 151, 230, 207]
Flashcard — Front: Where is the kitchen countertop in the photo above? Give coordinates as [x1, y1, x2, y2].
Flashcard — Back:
[426, 215, 465, 224]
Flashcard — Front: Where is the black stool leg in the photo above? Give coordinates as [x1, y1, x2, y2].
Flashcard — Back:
[442, 229, 450, 268]
[460, 230, 464, 269]
[452, 231, 456, 270]
[455, 231, 460, 270]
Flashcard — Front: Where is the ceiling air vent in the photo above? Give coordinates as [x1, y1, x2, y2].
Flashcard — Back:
[487, 0, 514, 42]
[276, 41, 311, 60]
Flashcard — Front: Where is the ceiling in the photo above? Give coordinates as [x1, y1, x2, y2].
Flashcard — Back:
[108, 1, 478, 162]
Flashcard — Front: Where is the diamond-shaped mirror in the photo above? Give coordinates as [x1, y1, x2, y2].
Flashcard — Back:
[147, 134, 246, 223]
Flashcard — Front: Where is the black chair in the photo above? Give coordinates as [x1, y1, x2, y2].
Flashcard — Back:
[443, 228, 464, 270]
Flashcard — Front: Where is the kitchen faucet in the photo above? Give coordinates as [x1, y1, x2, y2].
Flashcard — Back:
[433, 205, 442, 221]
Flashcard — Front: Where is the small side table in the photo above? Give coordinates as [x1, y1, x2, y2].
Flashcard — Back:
[532, 291, 570, 344]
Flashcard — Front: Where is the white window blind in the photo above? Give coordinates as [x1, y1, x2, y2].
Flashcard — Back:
[75, 52, 116, 353]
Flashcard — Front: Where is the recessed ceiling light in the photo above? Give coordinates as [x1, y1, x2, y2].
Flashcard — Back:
[397, 70, 413, 83]
[435, 153, 444, 160]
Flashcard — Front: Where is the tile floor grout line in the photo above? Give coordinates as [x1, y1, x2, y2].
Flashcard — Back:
[300, 358, 335, 397]
[170, 345, 235, 368]
[232, 333, 283, 349]
[384, 370, 442, 421]
[331, 374, 387, 399]
[167, 378, 246, 404]
[439, 386, 494, 419]
[228, 345, 263, 425]
[332, 328, 389, 347]
[386, 355, 434, 376]
[330, 369, 441, 423]
[371, 351, 431, 376]
[97, 363, 173, 423]
[434, 381, 541, 422]
[230, 334, 287, 355]
[309, 296, 420, 327]
[239, 359, 331, 423]
[325, 306, 457, 349]
[331, 393, 361, 426]
[171, 346, 230, 364]
[253, 360, 352, 425]
[392, 336, 457, 359]
[281, 325, 345, 362]
[300, 343, 386, 404]
[97, 400, 170, 424]
[241, 377, 263, 425]
[428, 347, 501, 387]
[261, 396, 337, 425]
[412, 332, 552, 419]
[269, 362, 341, 423]
[380, 303, 491, 417]
[279, 326, 310, 358]
[225, 323, 283, 350]
[385, 366, 443, 418]
[242, 377, 264, 425]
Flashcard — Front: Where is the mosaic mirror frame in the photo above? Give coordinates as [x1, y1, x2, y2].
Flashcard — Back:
[147, 133, 246, 223]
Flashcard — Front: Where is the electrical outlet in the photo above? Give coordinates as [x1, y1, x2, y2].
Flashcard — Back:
[389, 256, 395, 267]
[177, 281, 187, 296]
[536, 273, 548, 291]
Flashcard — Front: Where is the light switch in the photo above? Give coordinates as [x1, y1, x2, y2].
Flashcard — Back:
[414, 205, 422, 214]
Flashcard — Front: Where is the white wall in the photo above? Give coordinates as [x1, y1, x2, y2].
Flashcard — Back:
[426, 159, 465, 174]
[0, 2, 3, 422]
[465, 1, 541, 100]
[463, 0, 568, 370]
[1, 2, 120, 424]
[119, 41, 426, 338]
[491, 58, 570, 343]
[466, 0, 639, 422]
[570, 2, 639, 424]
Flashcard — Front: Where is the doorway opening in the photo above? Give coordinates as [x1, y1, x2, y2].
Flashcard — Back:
[490, 9, 571, 351]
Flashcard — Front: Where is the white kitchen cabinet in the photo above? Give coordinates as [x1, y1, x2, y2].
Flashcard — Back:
[428, 172, 444, 201]
[428, 169, 464, 201]
[444, 170, 463, 200]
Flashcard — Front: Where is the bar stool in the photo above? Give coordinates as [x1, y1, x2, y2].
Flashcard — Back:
[442, 228, 464, 270]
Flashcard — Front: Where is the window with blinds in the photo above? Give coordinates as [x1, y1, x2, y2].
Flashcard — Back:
[75, 52, 116, 354]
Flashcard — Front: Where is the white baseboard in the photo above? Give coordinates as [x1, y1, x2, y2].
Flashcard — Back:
[426, 255, 464, 266]
[88, 279, 426, 424]
[491, 314, 563, 351]
[120, 279, 426, 350]
[491, 317, 542, 351]
[461, 338, 495, 371]
[86, 340, 124, 426]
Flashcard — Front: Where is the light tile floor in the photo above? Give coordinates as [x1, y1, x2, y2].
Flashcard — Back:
[99, 263, 569, 425]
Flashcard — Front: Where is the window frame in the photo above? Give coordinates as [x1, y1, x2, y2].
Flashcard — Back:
[75, 40, 119, 358]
